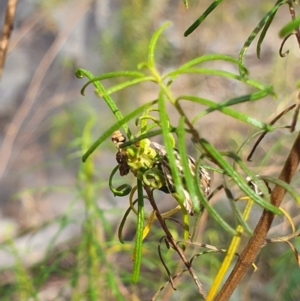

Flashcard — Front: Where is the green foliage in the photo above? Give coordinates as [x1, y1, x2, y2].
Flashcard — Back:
[75, 6, 300, 298]
[2, 1, 300, 301]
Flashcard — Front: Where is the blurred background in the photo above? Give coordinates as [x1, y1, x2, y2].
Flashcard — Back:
[0, 0, 299, 300]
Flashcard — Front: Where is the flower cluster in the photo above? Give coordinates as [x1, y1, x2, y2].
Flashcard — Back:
[111, 130, 211, 215]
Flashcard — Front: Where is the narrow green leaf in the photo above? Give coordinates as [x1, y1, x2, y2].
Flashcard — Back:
[178, 95, 272, 131]
[260, 176, 300, 204]
[148, 22, 171, 69]
[220, 91, 272, 106]
[194, 159, 237, 235]
[132, 179, 144, 283]
[177, 117, 200, 213]
[257, 9, 277, 58]
[118, 200, 138, 244]
[76, 68, 132, 139]
[158, 92, 185, 203]
[189, 91, 272, 121]
[223, 181, 253, 236]
[109, 165, 132, 197]
[168, 68, 275, 93]
[97, 76, 154, 97]
[184, 0, 223, 37]
[236, 129, 267, 157]
[279, 15, 300, 37]
[199, 139, 282, 214]
[82, 100, 157, 162]
[229, 153, 270, 197]
[258, 130, 289, 166]
[120, 128, 176, 148]
[80, 71, 146, 95]
[164, 54, 248, 78]
[239, 0, 288, 75]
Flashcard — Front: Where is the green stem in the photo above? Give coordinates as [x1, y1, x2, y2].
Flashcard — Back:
[132, 179, 144, 283]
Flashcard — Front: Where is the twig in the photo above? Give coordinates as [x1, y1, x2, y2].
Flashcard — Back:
[158, 236, 176, 290]
[288, 0, 300, 48]
[144, 186, 207, 299]
[247, 104, 295, 161]
[279, 33, 294, 57]
[290, 92, 300, 132]
[0, 0, 18, 79]
[151, 269, 187, 301]
[0, 0, 91, 179]
[215, 131, 300, 301]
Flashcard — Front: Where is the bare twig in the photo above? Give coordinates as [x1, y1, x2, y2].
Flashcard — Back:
[144, 186, 207, 299]
[247, 104, 296, 161]
[279, 1, 300, 57]
[288, 0, 300, 48]
[151, 269, 187, 301]
[0, 0, 91, 179]
[290, 92, 300, 132]
[279, 33, 294, 57]
[158, 236, 176, 290]
[19, 90, 78, 147]
[0, 0, 18, 78]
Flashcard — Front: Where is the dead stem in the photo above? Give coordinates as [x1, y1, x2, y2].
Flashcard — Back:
[215, 131, 300, 301]
[144, 186, 207, 299]
[0, 0, 18, 78]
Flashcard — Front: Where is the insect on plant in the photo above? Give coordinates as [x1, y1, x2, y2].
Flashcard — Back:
[107, 109, 214, 294]
[111, 129, 211, 215]
[76, 16, 300, 299]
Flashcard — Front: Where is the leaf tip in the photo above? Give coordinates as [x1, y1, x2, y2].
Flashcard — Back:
[75, 69, 84, 79]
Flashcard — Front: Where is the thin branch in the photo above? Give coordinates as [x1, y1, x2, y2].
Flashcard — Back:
[158, 236, 176, 290]
[279, 33, 294, 57]
[288, 0, 300, 48]
[0, 0, 91, 179]
[215, 131, 300, 301]
[290, 92, 300, 132]
[247, 104, 296, 161]
[144, 186, 207, 299]
[151, 269, 188, 301]
[0, 0, 19, 79]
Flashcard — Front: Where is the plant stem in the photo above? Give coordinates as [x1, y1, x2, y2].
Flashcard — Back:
[144, 186, 207, 299]
[215, 131, 300, 300]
